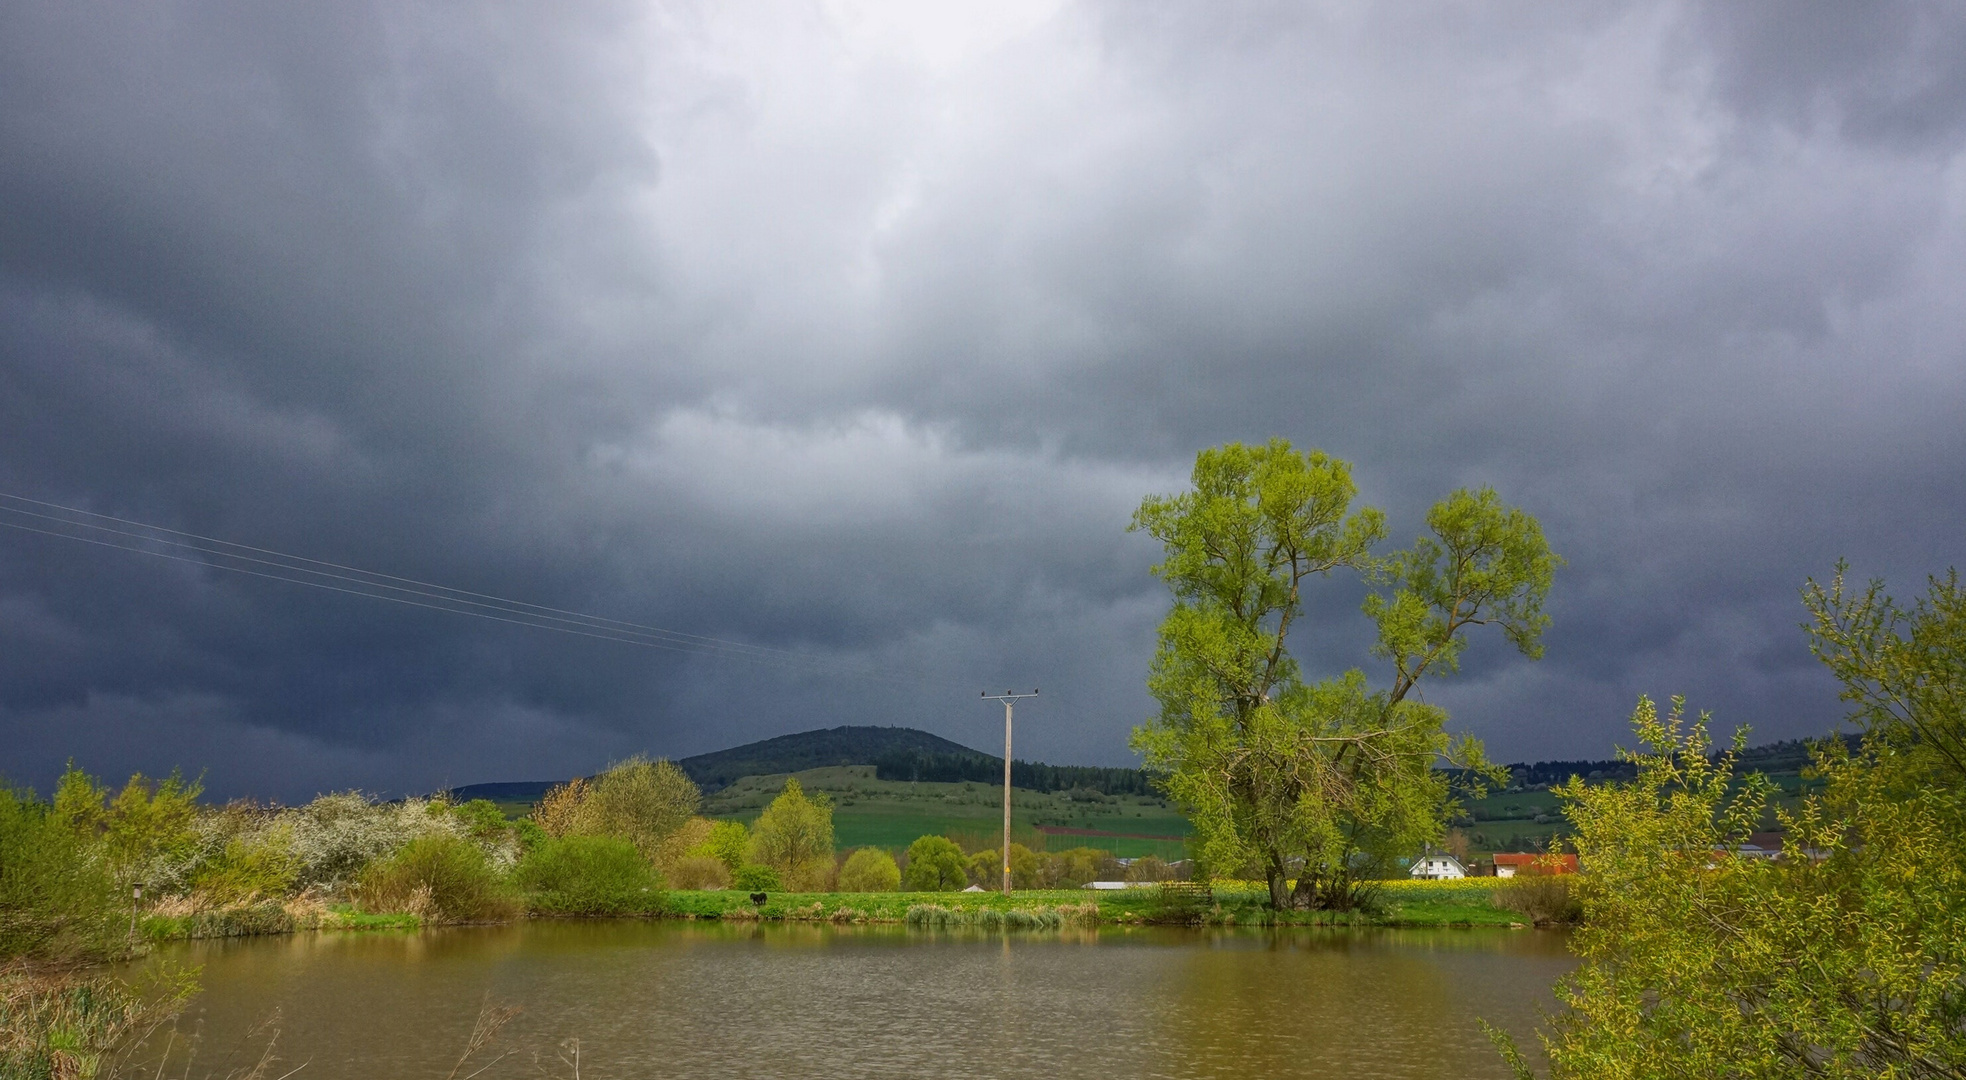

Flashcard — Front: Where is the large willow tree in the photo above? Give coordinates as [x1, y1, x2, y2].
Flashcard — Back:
[1131, 439, 1560, 909]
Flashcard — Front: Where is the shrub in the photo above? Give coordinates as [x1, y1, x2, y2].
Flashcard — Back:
[354, 834, 517, 923]
[513, 818, 549, 853]
[51, 766, 203, 887]
[450, 799, 511, 841]
[966, 844, 1040, 890]
[694, 820, 749, 871]
[533, 777, 589, 838]
[0, 786, 124, 963]
[1124, 855, 1176, 883]
[189, 831, 299, 905]
[668, 855, 731, 891]
[654, 816, 715, 874]
[747, 780, 835, 885]
[902, 836, 969, 891]
[732, 864, 780, 892]
[539, 759, 701, 862]
[285, 792, 463, 890]
[1038, 847, 1108, 888]
[515, 836, 665, 916]
[837, 848, 900, 892]
[159, 901, 296, 939]
[1492, 871, 1582, 926]
[839, 848, 900, 892]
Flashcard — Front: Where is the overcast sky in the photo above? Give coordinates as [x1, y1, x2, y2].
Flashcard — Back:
[3, 1, 1962, 801]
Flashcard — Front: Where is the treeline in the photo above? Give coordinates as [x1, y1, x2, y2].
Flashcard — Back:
[1490, 731, 1864, 791]
[871, 750, 1160, 796]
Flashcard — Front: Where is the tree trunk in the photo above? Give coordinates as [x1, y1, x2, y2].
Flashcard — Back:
[1266, 852, 1293, 910]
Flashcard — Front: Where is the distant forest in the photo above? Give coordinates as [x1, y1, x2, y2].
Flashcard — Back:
[1499, 732, 1858, 789]
[870, 750, 1160, 796]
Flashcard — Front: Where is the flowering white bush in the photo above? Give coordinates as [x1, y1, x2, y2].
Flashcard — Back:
[285, 794, 465, 889]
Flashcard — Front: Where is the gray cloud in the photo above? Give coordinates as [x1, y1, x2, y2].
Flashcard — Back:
[1, 0, 1961, 801]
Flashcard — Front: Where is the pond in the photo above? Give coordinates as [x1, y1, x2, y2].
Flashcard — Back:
[147, 922, 1575, 1079]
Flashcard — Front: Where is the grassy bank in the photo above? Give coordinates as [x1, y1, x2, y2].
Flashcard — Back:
[133, 878, 1524, 939]
[663, 878, 1522, 927]
[141, 901, 423, 941]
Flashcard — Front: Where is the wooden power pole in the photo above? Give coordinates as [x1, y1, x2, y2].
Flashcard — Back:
[981, 690, 1038, 896]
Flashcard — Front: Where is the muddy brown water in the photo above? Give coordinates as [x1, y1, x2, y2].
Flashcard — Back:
[144, 921, 1575, 1079]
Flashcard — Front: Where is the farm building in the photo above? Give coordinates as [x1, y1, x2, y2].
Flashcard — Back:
[1493, 853, 1580, 877]
[1409, 852, 1468, 880]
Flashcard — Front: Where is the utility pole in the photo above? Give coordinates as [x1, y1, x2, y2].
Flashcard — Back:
[980, 689, 1038, 896]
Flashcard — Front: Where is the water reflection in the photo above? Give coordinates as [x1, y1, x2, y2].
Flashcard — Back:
[150, 922, 1572, 1079]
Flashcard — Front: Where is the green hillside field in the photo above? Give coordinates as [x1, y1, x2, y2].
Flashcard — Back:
[703, 766, 1192, 859]
[478, 755, 1824, 862]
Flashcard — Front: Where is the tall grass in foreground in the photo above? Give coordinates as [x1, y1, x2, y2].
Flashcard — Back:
[0, 964, 198, 1080]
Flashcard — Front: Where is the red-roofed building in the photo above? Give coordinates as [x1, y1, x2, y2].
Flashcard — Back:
[1493, 853, 1580, 878]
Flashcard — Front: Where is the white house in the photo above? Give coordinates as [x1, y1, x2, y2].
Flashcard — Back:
[1409, 852, 1468, 880]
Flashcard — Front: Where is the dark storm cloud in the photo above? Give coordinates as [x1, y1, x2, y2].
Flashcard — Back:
[2, 1, 1962, 800]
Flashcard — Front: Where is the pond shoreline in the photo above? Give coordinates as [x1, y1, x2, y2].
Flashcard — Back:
[143, 879, 1537, 941]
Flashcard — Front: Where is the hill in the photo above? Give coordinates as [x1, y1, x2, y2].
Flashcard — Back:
[446, 724, 1158, 802]
[678, 725, 983, 791]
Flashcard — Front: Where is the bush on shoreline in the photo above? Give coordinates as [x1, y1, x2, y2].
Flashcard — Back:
[516, 836, 666, 916]
[0, 786, 125, 964]
[1492, 872, 1581, 926]
[355, 834, 519, 923]
[838, 848, 901, 892]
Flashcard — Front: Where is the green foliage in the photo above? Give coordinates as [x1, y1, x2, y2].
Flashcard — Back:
[731, 864, 781, 891]
[450, 798, 511, 841]
[1036, 847, 1109, 889]
[1490, 872, 1581, 926]
[837, 848, 901, 892]
[1131, 441, 1549, 909]
[568, 757, 702, 862]
[1805, 562, 1965, 785]
[746, 778, 836, 890]
[187, 832, 299, 904]
[903, 903, 1091, 930]
[143, 901, 296, 941]
[513, 817, 549, 853]
[667, 855, 731, 890]
[695, 819, 750, 871]
[354, 833, 518, 923]
[0, 786, 124, 963]
[901, 835, 969, 891]
[1, 964, 198, 1080]
[1123, 854, 1176, 883]
[49, 765, 107, 836]
[964, 844, 1040, 890]
[515, 835, 666, 916]
[50, 766, 204, 885]
[1517, 685, 1966, 1078]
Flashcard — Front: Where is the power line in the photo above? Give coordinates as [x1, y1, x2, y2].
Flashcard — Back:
[0, 495, 911, 685]
[0, 491, 821, 659]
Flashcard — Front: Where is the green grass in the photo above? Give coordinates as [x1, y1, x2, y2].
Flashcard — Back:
[660, 878, 1521, 928]
[136, 881, 1523, 939]
[702, 766, 1193, 859]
